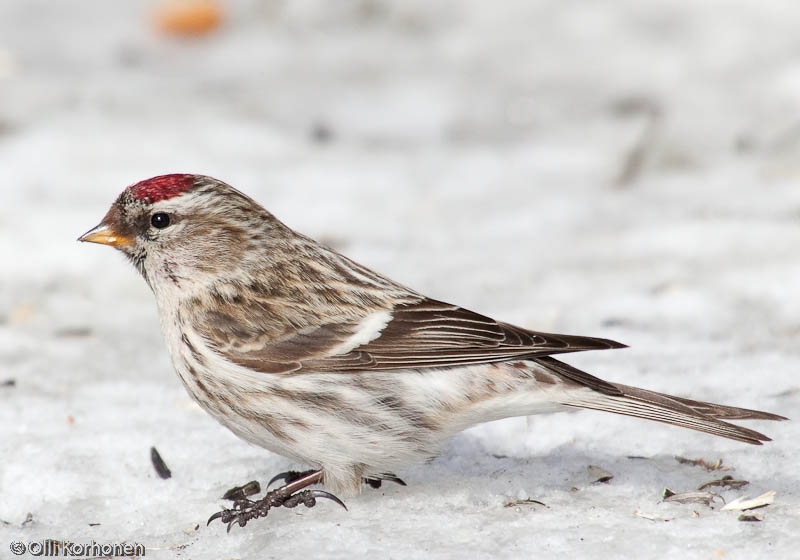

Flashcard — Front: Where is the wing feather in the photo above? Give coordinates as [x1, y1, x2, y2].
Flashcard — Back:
[207, 297, 625, 374]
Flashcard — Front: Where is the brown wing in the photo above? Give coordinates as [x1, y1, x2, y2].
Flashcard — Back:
[210, 298, 625, 375]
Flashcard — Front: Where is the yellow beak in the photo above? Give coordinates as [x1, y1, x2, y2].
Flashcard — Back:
[78, 223, 134, 249]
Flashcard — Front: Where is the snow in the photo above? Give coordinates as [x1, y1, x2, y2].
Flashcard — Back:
[1, 1, 798, 558]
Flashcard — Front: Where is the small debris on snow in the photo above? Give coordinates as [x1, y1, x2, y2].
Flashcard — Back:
[9, 303, 35, 325]
[721, 491, 776, 512]
[610, 96, 662, 188]
[587, 465, 614, 483]
[633, 509, 673, 522]
[738, 513, 765, 522]
[53, 326, 92, 338]
[770, 387, 800, 398]
[310, 121, 335, 144]
[698, 476, 749, 491]
[150, 446, 172, 479]
[153, 0, 223, 37]
[504, 498, 548, 509]
[662, 488, 721, 506]
[675, 456, 729, 471]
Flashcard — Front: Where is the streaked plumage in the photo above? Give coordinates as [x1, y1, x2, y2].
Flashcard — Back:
[80, 174, 786, 499]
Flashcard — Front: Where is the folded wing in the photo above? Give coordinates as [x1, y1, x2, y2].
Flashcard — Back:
[207, 297, 624, 375]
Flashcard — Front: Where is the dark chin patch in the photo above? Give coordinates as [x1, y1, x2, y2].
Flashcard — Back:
[128, 174, 196, 204]
[127, 248, 148, 282]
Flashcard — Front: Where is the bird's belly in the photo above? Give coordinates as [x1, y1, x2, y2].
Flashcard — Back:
[165, 327, 573, 490]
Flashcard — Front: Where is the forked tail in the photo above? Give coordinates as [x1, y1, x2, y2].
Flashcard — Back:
[537, 357, 787, 445]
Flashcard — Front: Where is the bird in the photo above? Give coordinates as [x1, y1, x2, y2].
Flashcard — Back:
[79, 173, 786, 530]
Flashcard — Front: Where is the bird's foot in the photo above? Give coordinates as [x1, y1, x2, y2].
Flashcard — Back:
[208, 489, 346, 532]
[208, 470, 346, 532]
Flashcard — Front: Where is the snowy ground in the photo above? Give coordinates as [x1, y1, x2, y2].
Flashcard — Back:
[1, 1, 799, 558]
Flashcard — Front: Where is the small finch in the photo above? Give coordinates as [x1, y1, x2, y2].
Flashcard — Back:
[80, 174, 785, 530]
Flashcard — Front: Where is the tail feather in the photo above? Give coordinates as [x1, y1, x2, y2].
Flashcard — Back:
[648, 391, 788, 422]
[537, 358, 786, 445]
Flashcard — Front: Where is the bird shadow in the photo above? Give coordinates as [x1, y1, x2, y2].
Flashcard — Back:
[386, 430, 798, 510]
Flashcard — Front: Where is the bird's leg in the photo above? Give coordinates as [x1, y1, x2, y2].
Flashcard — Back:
[268, 469, 406, 490]
[266, 469, 318, 489]
[208, 470, 346, 532]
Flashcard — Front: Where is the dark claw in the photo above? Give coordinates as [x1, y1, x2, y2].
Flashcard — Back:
[222, 480, 261, 500]
[310, 490, 348, 511]
[207, 505, 241, 527]
[364, 473, 407, 489]
[383, 474, 407, 487]
[267, 469, 317, 489]
[267, 472, 290, 488]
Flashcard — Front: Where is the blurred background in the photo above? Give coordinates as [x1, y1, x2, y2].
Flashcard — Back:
[1, 1, 798, 558]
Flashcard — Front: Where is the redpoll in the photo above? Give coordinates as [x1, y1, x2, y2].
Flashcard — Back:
[79, 174, 786, 530]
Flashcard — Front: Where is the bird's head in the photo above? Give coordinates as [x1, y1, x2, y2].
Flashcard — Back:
[79, 174, 280, 293]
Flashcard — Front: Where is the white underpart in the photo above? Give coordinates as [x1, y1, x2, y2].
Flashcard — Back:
[331, 310, 393, 355]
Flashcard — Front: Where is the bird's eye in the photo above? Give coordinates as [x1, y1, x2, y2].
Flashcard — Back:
[150, 212, 171, 229]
